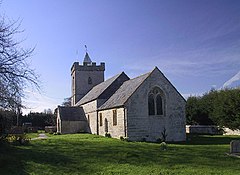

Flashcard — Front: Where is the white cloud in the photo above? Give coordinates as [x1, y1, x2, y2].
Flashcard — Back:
[223, 70, 240, 88]
[22, 90, 61, 115]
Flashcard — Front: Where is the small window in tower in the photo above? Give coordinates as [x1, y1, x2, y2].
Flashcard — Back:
[113, 110, 117, 126]
[88, 77, 92, 84]
[99, 113, 103, 126]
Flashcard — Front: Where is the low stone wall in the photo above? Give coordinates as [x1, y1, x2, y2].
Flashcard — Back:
[186, 125, 240, 135]
[186, 125, 220, 134]
[223, 128, 240, 135]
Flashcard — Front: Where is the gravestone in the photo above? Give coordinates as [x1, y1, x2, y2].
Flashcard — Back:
[230, 140, 240, 154]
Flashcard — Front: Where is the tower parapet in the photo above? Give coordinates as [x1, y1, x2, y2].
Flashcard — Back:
[71, 62, 105, 73]
[71, 52, 105, 106]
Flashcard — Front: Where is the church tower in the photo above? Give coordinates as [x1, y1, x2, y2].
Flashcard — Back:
[71, 52, 105, 106]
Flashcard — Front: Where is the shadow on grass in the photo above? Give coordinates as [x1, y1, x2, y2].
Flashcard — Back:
[1, 134, 240, 175]
[0, 141, 76, 175]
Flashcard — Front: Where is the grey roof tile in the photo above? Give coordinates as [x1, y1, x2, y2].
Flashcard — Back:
[76, 72, 128, 105]
[58, 106, 85, 121]
[99, 72, 151, 110]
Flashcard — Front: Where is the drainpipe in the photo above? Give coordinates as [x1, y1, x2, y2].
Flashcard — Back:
[124, 107, 127, 137]
[96, 110, 99, 135]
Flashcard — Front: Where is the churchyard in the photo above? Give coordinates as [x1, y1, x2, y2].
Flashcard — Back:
[0, 133, 240, 175]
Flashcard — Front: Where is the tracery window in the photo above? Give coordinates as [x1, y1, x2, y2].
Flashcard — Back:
[148, 94, 155, 115]
[148, 87, 164, 116]
[156, 94, 163, 115]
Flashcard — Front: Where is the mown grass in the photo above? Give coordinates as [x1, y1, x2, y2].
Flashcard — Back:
[0, 134, 240, 175]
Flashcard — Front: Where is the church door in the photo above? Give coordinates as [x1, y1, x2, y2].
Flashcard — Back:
[104, 118, 108, 133]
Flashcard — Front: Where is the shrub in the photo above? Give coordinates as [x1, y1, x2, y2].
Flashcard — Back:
[53, 132, 61, 135]
[120, 136, 128, 141]
[105, 132, 111, 138]
[7, 134, 30, 145]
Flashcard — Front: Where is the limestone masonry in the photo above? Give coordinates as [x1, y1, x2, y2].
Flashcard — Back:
[57, 52, 186, 142]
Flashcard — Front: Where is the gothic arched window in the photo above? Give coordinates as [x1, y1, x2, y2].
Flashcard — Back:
[148, 94, 155, 115]
[148, 87, 164, 116]
[88, 77, 92, 84]
[156, 94, 163, 115]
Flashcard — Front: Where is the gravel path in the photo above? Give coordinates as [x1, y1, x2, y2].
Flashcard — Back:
[32, 133, 48, 140]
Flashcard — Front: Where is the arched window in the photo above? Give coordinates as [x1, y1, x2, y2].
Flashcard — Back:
[148, 94, 155, 115]
[148, 87, 164, 116]
[88, 77, 92, 84]
[156, 94, 163, 115]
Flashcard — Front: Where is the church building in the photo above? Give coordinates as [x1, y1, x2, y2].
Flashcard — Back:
[57, 52, 186, 142]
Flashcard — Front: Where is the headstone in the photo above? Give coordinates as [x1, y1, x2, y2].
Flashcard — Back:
[230, 140, 240, 154]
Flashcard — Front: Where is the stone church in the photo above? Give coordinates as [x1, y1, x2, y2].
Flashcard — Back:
[57, 52, 186, 142]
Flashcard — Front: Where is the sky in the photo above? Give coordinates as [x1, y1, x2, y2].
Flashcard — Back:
[1, 0, 240, 114]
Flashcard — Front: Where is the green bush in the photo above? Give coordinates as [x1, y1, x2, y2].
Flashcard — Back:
[120, 136, 128, 141]
[53, 132, 61, 135]
[105, 132, 111, 138]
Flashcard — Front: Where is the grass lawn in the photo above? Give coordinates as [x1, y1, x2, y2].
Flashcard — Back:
[0, 134, 240, 175]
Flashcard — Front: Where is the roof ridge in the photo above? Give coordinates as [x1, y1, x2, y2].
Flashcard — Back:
[129, 71, 151, 81]
[76, 72, 128, 106]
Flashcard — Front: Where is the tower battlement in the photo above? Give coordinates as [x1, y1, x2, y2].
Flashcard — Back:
[71, 62, 105, 74]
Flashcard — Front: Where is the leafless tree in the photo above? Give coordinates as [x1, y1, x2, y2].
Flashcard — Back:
[0, 16, 39, 110]
[62, 97, 71, 107]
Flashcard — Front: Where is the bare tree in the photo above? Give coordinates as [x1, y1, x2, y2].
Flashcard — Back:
[0, 16, 39, 110]
[62, 97, 71, 107]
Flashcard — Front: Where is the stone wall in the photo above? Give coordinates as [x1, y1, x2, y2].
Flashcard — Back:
[125, 69, 186, 142]
[98, 108, 125, 138]
[224, 128, 240, 135]
[60, 121, 87, 134]
[186, 125, 240, 135]
[71, 62, 105, 105]
[81, 100, 98, 134]
[186, 125, 219, 134]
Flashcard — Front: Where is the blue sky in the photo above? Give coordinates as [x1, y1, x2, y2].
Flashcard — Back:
[1, 0, 240, 113]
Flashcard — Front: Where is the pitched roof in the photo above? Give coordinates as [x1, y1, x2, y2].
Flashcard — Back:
[75, 72, 128, 106]
[99, 72, 151, 110]
[58, 106, 86, 121]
